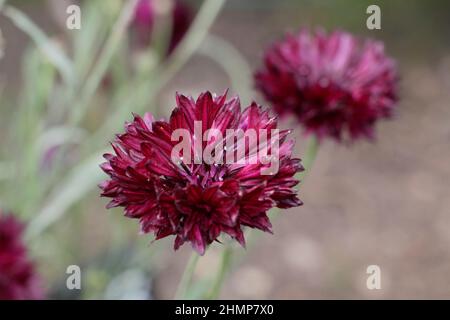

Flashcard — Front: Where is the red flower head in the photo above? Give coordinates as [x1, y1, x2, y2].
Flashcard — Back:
[132, 0, 192, 54]
[255, 29, 399, 142]
[0, 212, 43, 300]
[100, 91, 303, 254]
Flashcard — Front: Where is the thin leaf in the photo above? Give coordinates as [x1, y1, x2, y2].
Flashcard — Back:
[3, 5, 75, 86]
[26, 150, 107, 239]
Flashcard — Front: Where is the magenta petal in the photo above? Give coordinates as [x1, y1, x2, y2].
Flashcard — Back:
[99, 91, 303, 254]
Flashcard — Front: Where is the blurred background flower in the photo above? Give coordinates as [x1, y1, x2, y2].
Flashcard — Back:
[0, 212, 44, 299]
[255, 29, 398, 142]
[131, 0, 192, 55]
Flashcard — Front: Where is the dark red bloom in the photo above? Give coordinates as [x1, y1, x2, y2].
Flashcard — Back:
[255, 29, 399, 141]
[100, 91, 303, 254]
[0, 212, 43, 300]
[132, 0, 193, 54]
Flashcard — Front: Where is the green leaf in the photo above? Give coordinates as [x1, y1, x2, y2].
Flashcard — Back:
[3, 5, 75, 86]
[26, 150, 107, 239]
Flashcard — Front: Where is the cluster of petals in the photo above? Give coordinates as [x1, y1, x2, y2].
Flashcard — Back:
[255, 29, 398, 141]
[100, 91, 303, 254]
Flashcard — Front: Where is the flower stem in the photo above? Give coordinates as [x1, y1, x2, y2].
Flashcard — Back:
[299, 135, 319, 180]
[174, 252, 200, 299]
[87, 0, 227, 149]
[160, 0, 227, 88]
[69, 0, 139, 125]
[206, 245, 233, 299]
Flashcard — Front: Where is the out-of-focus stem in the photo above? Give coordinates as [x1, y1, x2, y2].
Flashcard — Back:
[26, 0, 226, 243]
[174, 252, 200, 299]
[36, 0, 138, 206]
[199, 34, 253, 103]
[159, 0, 227, 89]
[206, 245, 233, 299]
[88, 0, 227, 146]
[298, 135, 319, 181]
[26, 150, 106, 240]
[69, 0, 138, 125]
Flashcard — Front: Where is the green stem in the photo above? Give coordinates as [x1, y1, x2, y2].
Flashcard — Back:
[189, 136, 318, 300]
[69, 0, 138, 125]
[298, 135, 319, 180]
[227, 136, 320, 280]
[2, 5, 75, 86]
[87, 0, 227, 147]
[206, 246, 233, 299]
[160, 0, 227, 87]
[36, 0, 138, 196]
[175, 252, 200, 299]
[199, 34, 253, 103]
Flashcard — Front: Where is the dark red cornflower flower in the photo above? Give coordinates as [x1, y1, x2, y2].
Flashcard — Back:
[100, 91, 303, 254]
[132, 0, 192, 54]
[0, 212, 43, 300]
[255, 29, 399, 141]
